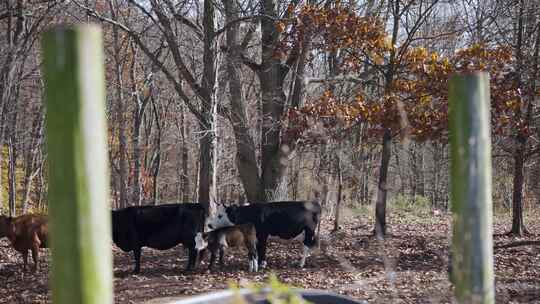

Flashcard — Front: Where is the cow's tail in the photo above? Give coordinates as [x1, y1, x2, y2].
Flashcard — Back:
[314, 206, 321, 248]
[304, 202, 321, 249]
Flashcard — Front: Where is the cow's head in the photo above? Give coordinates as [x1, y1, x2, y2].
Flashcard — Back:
[205, 203, 236, 231]
[194, 232, 209, 251]
[0, 215, 14, 239]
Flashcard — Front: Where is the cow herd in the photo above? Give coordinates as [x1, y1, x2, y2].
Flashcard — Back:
[0, 200, 322, 275]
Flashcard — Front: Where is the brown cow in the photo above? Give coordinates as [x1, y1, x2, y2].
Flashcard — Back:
[0, 214, 48, 272]
[195, 223, 258, 272]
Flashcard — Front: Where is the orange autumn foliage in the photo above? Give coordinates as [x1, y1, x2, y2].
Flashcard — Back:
[279, 4, 520, 144]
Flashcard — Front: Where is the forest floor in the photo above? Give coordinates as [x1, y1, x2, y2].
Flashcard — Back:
[0, 207, 539, 304]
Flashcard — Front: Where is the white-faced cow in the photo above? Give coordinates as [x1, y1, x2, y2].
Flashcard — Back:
[203, 201, 321, 269]
[112, 203, 205, 274]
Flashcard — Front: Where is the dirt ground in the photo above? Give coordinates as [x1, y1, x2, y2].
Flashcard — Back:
[0, 209, 539, 303]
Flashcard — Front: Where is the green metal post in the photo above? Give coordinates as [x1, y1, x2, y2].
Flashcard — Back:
[42, 25, 113, 304]
[449, 72, 495, 304]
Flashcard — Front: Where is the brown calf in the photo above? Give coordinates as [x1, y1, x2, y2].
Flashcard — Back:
[0, 214, 48, 271]
[195, 223, 258, 272]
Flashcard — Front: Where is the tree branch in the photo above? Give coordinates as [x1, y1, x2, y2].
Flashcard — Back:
[72, 0, 206, 122]
[163, 0, 204, 40]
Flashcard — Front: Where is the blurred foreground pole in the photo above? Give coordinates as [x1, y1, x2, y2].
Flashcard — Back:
[43, 25, 112, 304]
[449, 72, 494, 304]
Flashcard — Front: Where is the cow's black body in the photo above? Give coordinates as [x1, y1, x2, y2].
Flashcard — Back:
[112, 203, 205, 273]
[217, 201, 321, 267]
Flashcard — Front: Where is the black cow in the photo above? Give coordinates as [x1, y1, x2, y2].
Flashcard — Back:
[203, 201, 321, 269]
[112, 203, 205, 274]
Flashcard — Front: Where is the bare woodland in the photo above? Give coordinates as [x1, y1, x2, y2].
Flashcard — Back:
[0, 0, 540, 302]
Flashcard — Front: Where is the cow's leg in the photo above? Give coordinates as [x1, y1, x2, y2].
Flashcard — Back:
[299, 245, 311, 268]
[218, 247, 225, 268]
[22, 250, 28, 272]
[133, 247, 142, 274]
[31, 246, 39, 272]
[186, 247, 197, 271]
[208, 249, 217, 270]
[196, 249, 206, 268]
[247, 243, 258, 272]
[299, 227, 317, 268]
[257, 234, 268, 269]
[32, 232, 41, 272]
[245, 237, 258, 272]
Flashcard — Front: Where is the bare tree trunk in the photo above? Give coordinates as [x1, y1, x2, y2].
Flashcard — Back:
[129, 43, 149, 206]
[109, 0, 128, 208]
[150, 97, 162, 204]
[132, 110, 143, 205]
[198, 121, 212, 208]
[195, 0, 218, 212]
[395, 147, 404, 196]
[375, 129, 392, 239]
[374, 0, 400, 239]
[179, 105, 190, 202]
[290, 152, 301, 200]
[417, 144, 425, 197]
[318, 144, 331, 209]
[359, 146, 370, 204]
[510, 138, 528, 235]
[508, 0, 530, 235]
[38, 163, 45, 211]
[333, 150, 343, 232]
[222, 0, 264, 202]
[210, 52, 221, 205]
[7, 76, 21, 216]
[431, 142, 441, 207]
[363, 155, 370, 204]
[259, 0, 289, 200]
[409, 144, 417, 199]
[21, 108, 43, 213]
[8, 136, 17, 216]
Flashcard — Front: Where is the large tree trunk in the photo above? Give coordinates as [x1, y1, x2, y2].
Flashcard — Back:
[259, 0, 288, 200]
[510, 136, 528, 235]
[375, 129, 392, 239]
[196, 0, 217, 212]
[197, 118, 213, 209]
[223, 0, 264, 202]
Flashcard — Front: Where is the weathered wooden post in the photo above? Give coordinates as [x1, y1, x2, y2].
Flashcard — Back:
[42, 25, 113, 304]
[449, 72, 495, 304]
